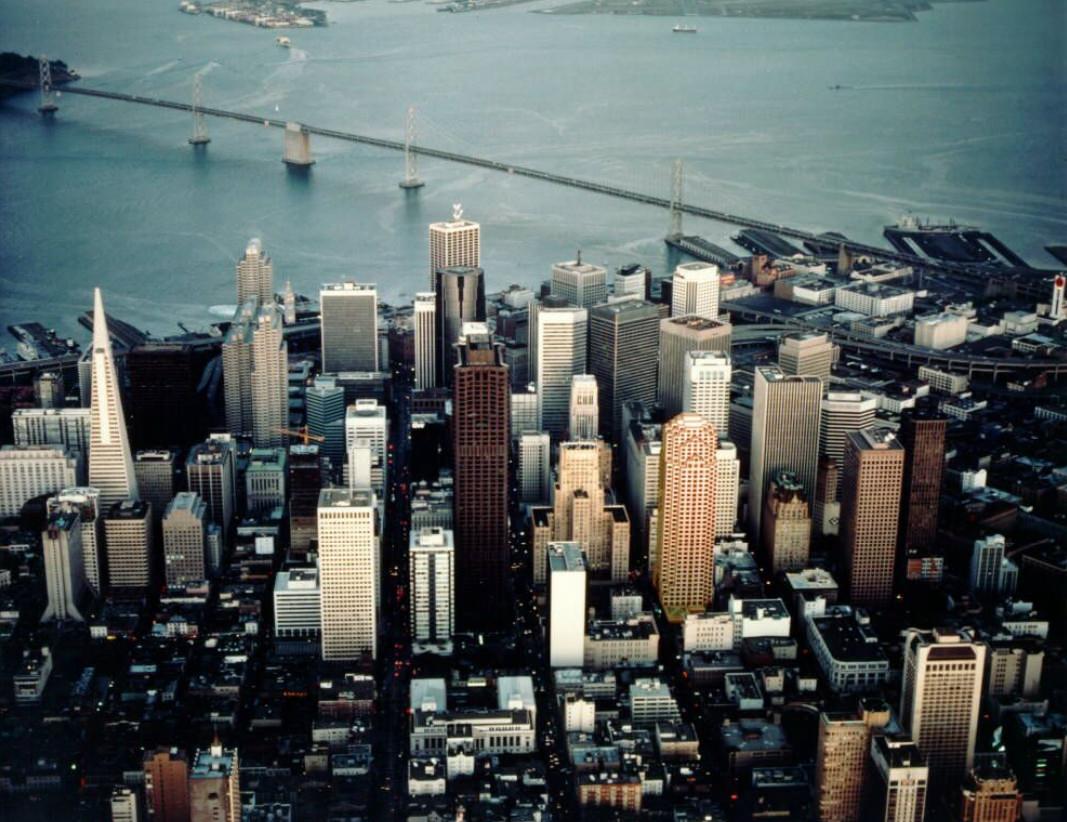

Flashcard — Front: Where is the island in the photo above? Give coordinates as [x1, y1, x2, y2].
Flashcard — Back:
[533, 0, 984, 22]
[179, 0, 328, 28]
[0, 53, 78, 99]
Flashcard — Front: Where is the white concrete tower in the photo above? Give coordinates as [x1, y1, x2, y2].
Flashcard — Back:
[250, 304, 288, 448]
[413, 292, 437, 390]
[429, 204, 480, 289]
[236, 238, 273, 306]
[568, 374, 599, 441]
[548, 541, 587, 667]
[537, 306, 588, 440]
[682, 350, 731, 437]
[671, 262, 719, 319]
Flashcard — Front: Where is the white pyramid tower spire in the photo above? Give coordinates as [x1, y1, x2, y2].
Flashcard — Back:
[88, 288, 139, 509]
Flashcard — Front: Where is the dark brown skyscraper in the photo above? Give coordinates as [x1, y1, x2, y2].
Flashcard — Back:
[897, 408, 948, 584]
[143, 746, 190, 822]
[288, 444, 326, 559]
[126, 342, 211, 450]
[452, 330, 510, 630]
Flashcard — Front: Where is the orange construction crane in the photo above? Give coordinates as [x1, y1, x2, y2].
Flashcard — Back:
[274, 426, 325, 446]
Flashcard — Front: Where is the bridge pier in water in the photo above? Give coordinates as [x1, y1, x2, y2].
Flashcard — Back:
[283, 122, 314, 168]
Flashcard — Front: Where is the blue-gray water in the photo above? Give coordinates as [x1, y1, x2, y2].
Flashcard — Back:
[1, 0, 1064, 339]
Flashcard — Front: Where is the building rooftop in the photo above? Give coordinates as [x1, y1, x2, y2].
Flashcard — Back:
[275, 568, 318, 592]
[318, 487, 375, 509]
[720, 719, 789, 752]
[784, 568, 839, 591]
[548, 542, 586, 574]
[190, 744, 237, 779]
[811, 610, 887, 662]
[587, 616, 657, 642]
[106, 499, 150, 520]
[664, 315, 731, 333]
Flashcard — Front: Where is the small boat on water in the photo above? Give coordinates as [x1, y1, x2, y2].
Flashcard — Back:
[672, 24, 697, 33]
[276, 36, 292, 47]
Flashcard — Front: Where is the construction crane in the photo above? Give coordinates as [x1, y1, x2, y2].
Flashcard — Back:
[274, 426, 325, 446]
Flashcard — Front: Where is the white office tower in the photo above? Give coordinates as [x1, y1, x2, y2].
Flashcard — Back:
[12, 407, 90, 473]
[569, 374, 599, 441]
[548, 542, 587, 667]
[0, 445, 79, 518]
[969, 534, 1018, 597]
[537, 306, 588, 440]
[318, 488, 379, 661]
[413, 292, 437, 390]
[282, 280, 297, 324]
[511, 385, 539, 436]
[900, 628, 986, 788]
[222, 299, 257, 437]
[320, 282, 379, 373]
[250, 304, 288, 448]
[682, 350, 731, 436]
[162, 492, 207, 587]
[614, 264, 649, 299]
[869, 736, 929, 822]
[110, 786, 140, 822]
[551, 257, 608, 309]
[715, 441, 740, 537]
[778, 331, 834, 381]
[88, 288, 139, 510]
[749, 367, 822, 542]
[428, 204, 480, 288]
[671, 262, 719, 319]
[518, 431, 552, 504]
[48, 488, 103, 596]
[273, 568, 321, 640]
[345, 400, 388, 498]
[409, 527, 455, 652]
[235, 237, 273, 306]
[820, 392, 878, 463]
[41, 505, 86, 621]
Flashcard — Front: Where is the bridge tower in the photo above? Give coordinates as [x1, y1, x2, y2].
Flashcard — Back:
[399, 105, 425, 190]
[37, 55, 58, 115]
[668, 159, 683, 238]
[188, 74, 210, 146]
[283, 122, 314, 168]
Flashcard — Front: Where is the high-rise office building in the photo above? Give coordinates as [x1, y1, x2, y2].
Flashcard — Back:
[435, 266, 486, 387]
[143, 747, 190, 822]
[548, 541, 587, 667]
[551, 257, 608, 309]
[569, 374, 599, 440]
[537, 306, 588, 440]
[409, 527, 454, 649]
[820, 392, 878, 463]
[306, 379, 346, 471]
[222, 298, 257, 437]
[235, 237, 272, 306]
[273, 568, 320, 643]
[12, 407, 90, 473]
[815, 700, 892, 822]
[682, 350, 731, 437]
[900, 628, 986, 790]
[48, 487, 104, 596]
[251, 305, 288, 448]
[814, 456, 840, 537]
[413, 291, 437, 390]
[452, 332, 510, 630]
[614, 264, 650, 300]
[162, 492, 206, 586]
[186, 435, 236, 538]
[289, 445, 325, 557]
[88, 288, 139, 510]
[867, 735, 929, 822]
[189, 741, 240, 822]
[749, 367, 822, 543]
[125, 342, 210, 449]
[34, 370, 65, 409]
[715, 441, 740, 537]
[320, 282, 379, 373]
[518, 431, 551, 504]
[778, 331, 834, 381]
[0, 444, 79, 518]
[655, 413, 717, 623]
[345, 400, 388, 498]
[245, 447, 287, 516]
[841, 428, 905, 607]
[318, 487, 379, 661]
[428, 206, 480, 289]
[897, 408, 948, 584]
[762, 471, 812, 573]
[134, 449, 177, 531]
[104, 499, 153, 593]
[41, 505, 87, 621]
[588, 300, 661, 438]
[671, 262, 719, 319]
[657, 315, 732, 416]
[528, 293, 568, 383]
[960, 754, 1022, 822]
[969, 534, 1018, 598]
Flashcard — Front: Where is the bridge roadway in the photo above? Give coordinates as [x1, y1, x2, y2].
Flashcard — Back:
[20, 83, 1051, 291]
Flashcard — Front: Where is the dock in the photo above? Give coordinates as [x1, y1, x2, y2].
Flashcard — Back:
[665, 233, 739, 267]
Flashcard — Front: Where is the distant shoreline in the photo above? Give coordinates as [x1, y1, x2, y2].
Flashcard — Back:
[531, 0, 986, 21]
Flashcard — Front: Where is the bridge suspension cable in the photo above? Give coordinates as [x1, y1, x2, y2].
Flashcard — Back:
[399, 105, 424, 190]
[189, 74, 210, 146]
[37, 56, 57, 115]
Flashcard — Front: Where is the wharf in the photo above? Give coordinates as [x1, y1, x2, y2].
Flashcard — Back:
[665, 233, 739, 267]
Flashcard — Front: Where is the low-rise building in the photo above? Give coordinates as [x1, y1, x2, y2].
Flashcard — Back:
[584, 613, 659, 670]
[806, 606, 889, 693]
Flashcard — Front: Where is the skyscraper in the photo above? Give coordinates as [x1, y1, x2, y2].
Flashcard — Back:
[960, 754, 1022, 822]
[548, 541, 587, 668]
[318, 487, 379, 660]
[682, 350, 731, 437]
[518, 431, 551, 504]
[41, 505, 87, 621]
[714, 440, 740, 537]
[749, 367, 822, 543]
[0, 445, 79, 518]
[409, 527, 454, 650]
[820, 392, 878, 463]
[104, 499, 153, 594]
[815, 700, 892, 822]
[969, 534, 1018, 598]
[251, 305, 288, 448]
[840, 428, 904, 607]
[588, 300, 661, 438]
[125, 342, 210, 449]
[12, 407, 90, 473]
[671, 262, 719, 319]
[435, 266, 486, 386]
[235, 237, 273, 306]
[162, 492, 206, 586]
[452, 332, 510, 630]
[428, 205, 480, 289]
[537, 306, 588, 440]
[778, 331, 834, 381]
[614, 264, 650, 300]
[657, 315, 732, 416]
[88, 288, 139, 510]
[222, 298, 257, 437]
[345, 400, 388, 499]
[289, 444, 325, 557]
[306, 380, 346, 471]
[655, 413, 717, 623]
[48, 487, 104, 596]
[551, 257, 608, 308]
[189, 741, 240, 822]
[901, 628, 986, 790]
[143, 747, 190, 822]
[761, 471, 812, 573]
[186, 435, 237, 538]
[134, 449, 177, 531]
[569, 374, 599, 441]
[868, 735, 929, 822]
[897, 408, 948, 584]
[413, 291, 437, 390]
[320, 282, 379, 373]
